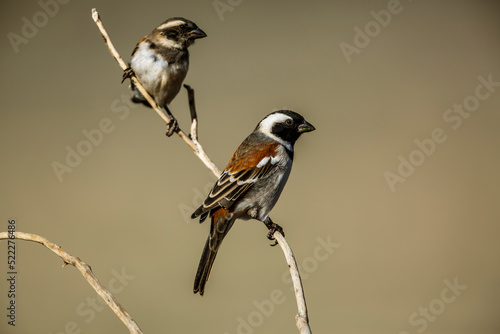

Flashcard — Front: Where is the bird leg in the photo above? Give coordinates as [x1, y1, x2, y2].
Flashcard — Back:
[164, 106, 179, 137]
[122, 67, 178, 137]
[263, 217, 285, 247]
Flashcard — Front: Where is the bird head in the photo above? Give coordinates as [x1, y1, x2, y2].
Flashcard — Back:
[154, 17, 207, 49]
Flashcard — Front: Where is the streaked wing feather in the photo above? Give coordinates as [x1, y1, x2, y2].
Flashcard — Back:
[194, 139, 281, 218]
[204, 151, 279, 211]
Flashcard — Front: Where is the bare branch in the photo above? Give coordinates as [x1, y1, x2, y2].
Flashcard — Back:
[183, 84, 199, 142]
[91, 8, 311, 333]
[91, 8, 221, 177]
[274, 232, 312, 333]
[0, 232, 143, 334]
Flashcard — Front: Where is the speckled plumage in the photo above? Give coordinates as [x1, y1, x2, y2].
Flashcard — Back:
[128, 17, 206, 111]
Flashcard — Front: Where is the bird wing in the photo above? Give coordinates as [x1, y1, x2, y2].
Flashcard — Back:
[192, 139, 282, 221]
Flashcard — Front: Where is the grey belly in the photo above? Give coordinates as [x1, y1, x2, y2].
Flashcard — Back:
[234, 164, 291, 222]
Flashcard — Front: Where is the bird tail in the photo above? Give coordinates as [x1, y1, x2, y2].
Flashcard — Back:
[130, 88, 152, 108]
[193, 209, 234, 296]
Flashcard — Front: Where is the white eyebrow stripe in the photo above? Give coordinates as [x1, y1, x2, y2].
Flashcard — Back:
[158, 20, 186, 30]
[258, 113, 292, 133]
[257, 113, 294, 152]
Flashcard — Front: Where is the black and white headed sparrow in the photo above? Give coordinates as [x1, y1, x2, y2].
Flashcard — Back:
[124, 17, 206, 136]
[191, 110, 315, 295]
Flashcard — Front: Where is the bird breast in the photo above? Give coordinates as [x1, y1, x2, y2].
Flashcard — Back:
[130, 43, 189, 106]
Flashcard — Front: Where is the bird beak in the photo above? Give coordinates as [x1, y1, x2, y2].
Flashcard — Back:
[189, 28, 207, 39]
[298, 120, 316, 133]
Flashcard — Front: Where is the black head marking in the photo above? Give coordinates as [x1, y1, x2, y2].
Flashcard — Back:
[258, 110, 315, 147]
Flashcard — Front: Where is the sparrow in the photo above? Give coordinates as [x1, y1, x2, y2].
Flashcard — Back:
[191, 110, 315, 295]
[123, 17, 207, 136]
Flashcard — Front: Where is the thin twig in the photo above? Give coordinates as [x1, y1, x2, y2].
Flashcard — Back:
[91, 8, 311, 333]
[91, 8, 221, 177]
[184, 84, 199, 142]
[275, 232, 312, 334]
[0, 232, 143, 334]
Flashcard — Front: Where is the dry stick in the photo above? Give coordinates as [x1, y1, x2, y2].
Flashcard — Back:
[0, 232, 143, 334]
[274, 232, 311, 334]
[184, 84, 199, 142]
[91, 8, 221, 178]
[91, 8, 311, 334]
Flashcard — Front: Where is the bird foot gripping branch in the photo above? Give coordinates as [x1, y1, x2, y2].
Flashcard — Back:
[264, 218, 285, 246]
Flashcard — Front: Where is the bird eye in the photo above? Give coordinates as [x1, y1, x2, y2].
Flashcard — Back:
[285, 119, 293, 127]
[180, 24, 186, 30]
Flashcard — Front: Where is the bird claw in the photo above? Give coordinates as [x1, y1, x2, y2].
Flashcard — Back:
[265, 221, 284, 247]
[122, 67, 134, 83]
[269, 237, 278, 247]
[165, 118, 179, 137]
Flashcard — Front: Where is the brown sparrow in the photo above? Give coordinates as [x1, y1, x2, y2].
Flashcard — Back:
[124, 17, 206, 136]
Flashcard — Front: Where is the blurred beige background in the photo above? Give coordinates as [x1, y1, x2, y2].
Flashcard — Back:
[1, 0, 500, 333]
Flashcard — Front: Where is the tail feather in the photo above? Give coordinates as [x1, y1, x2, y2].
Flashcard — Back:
[194, 211, 234, 295]
[131, 88, 152, 108]
[193, 237, 218, 295]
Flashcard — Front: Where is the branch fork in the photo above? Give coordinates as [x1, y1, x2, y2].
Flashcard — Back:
[0, 232, 143, 334]
[91, 8, 221, 178]
[92, 7, 311, 333]
[0, 8, 313, 334]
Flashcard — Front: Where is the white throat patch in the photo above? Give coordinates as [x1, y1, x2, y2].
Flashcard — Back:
[258, 113, 293, 152]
